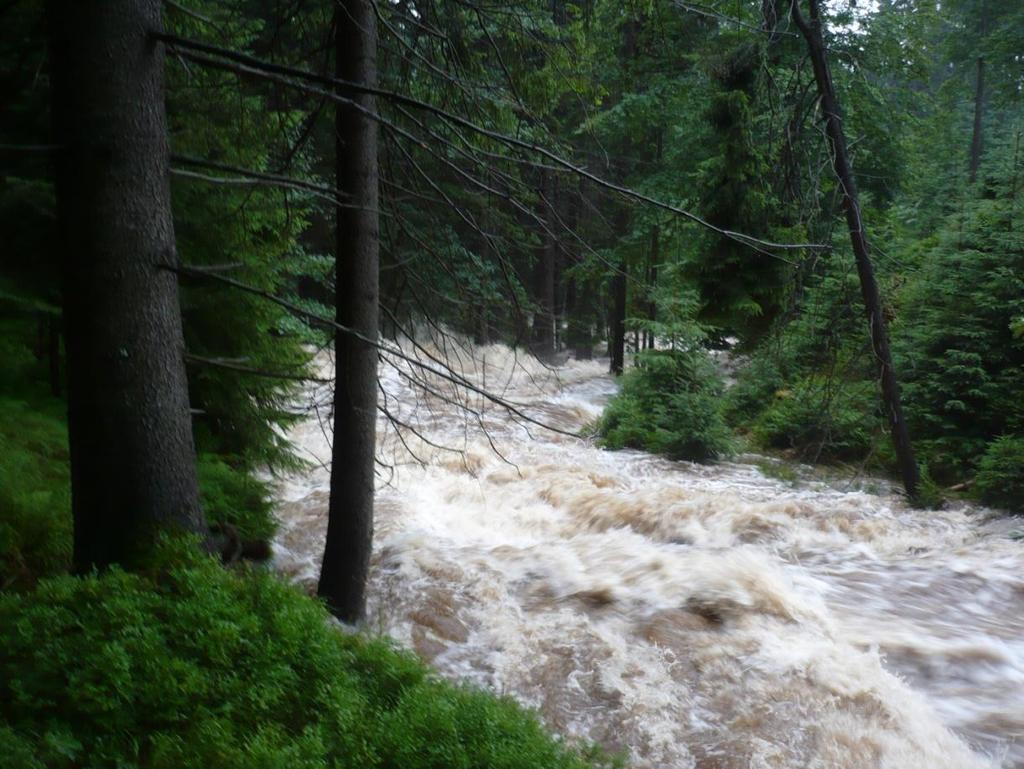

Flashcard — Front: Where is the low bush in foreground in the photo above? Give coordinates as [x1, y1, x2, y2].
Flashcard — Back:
[0, 544, 620, 769]
[975, 435, 1024, 512]
[598, 349, 732, 462]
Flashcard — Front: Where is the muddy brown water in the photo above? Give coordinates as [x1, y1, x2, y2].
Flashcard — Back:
[273, 345, 1023, 769]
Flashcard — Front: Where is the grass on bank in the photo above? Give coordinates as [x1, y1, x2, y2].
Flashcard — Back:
[0, 394, 276, 589]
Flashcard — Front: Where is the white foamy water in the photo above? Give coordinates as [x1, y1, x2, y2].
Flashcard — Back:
[273, 341, 1023, 769]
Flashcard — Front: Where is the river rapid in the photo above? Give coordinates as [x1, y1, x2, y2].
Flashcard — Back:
[272, 342, 1024, 769]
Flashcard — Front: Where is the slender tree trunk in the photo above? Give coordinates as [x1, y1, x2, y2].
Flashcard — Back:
[48, 0, 205, 570]
[319, 0, 379, 623]
[1010, 129, 1021, 229]
[609, 260, 627, 375]
[531, 170, 557, 360]
[969, 56, 985, 184]
[608, 17, 638, 376]
[474, 207, 491, 346]
[566, 179, 592, 360]
[792, 0, 921, 501]
[646, 131, 661, 351]
[647, 226, 659, 350]
[609, 189, 628, 374]
[968, 2, 989, 185]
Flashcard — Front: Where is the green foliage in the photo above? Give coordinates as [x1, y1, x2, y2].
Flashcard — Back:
[724, 244, 886, 466]
[0, 548, 620, 769]
[682, 39, 796, 342]
[196, 455, 277, 543]
[166, 4, 321, 473]
[894, 152, 1024, 481]
[751, 378, 879, 464]
[754, 458, 800, 486]
[723, 354, 785, 427]
[2, 2, 320, 528]
[0, 401, 276, 587]
[598, 348, 733, 462]
[0, 398, 71, 587]
[975, 436, 1024, 512]
[909, 464, 947, 511]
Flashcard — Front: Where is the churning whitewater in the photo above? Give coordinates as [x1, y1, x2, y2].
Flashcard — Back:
[272, 342, 1023, 769]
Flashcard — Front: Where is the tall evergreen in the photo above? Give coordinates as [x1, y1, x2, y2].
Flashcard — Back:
[318, 0, 380, 623]
[47, 0, 205, 569]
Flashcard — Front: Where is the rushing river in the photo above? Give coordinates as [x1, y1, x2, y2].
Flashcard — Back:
[273, 342, 1023, 769]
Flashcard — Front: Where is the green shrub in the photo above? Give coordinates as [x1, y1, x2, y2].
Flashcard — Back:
[751, 378, 879, 463]
[0, 398, 72, 586]
[0, 546, 619, 769]
[723, 355, 784, 427]
[893, 184, 1024, 482]
[598, 349, 733, 462]
[909, 463, 946, 510]
[975, 435, 1024, 512]
[196, 454, 276, 542]
[0, 404, 275, 587]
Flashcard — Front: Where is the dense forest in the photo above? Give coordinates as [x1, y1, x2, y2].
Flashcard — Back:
[1, 0, 1022, 766]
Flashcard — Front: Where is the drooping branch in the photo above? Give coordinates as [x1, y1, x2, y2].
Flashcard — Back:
[183, 352, 329, 383]
[170, 154, 355, 209]
[162, 263, 583, 438]
[154, 31, 828, 258]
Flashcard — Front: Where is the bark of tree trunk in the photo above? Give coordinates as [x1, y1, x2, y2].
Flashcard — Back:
[608, 18, 638, 376]
[531, 170, 557, 361]
[646, 130, 661, 351]
[609, 261, 627, 375]
[47, 315, 61, 397]
[319, 0, 379, 623]
[47, 0, 205, 570]
[969, 56, 985, 184]
[792, 0, 921, 501]
[647, 226, 659, 350]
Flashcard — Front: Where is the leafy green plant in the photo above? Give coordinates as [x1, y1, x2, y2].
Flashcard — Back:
[893, 157, 1024, 482]
[909, 463, 946, 510]
[751, 378, 879, 464]
[598, 349, 733, 462]
[0, 397, 71, 587]
[975, 436, 1024, 512]
[723, 354, 785, 427]
[196, 454, 277, 542]
[0, 407, 277, 588]
[0, 545, 621, 769]
[754, 458, 800, 486]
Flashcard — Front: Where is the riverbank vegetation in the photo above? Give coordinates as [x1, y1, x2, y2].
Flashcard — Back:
[589, 0, 1024, 512]
[0, 542, 620, 769]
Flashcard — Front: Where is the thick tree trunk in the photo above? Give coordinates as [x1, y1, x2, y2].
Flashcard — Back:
[48, 0, 205, 570]
[47, 315, 61, 397]
[969, 56, 985, 184]
[319, 0, 379, 623]
[792, 0, 921, 501]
